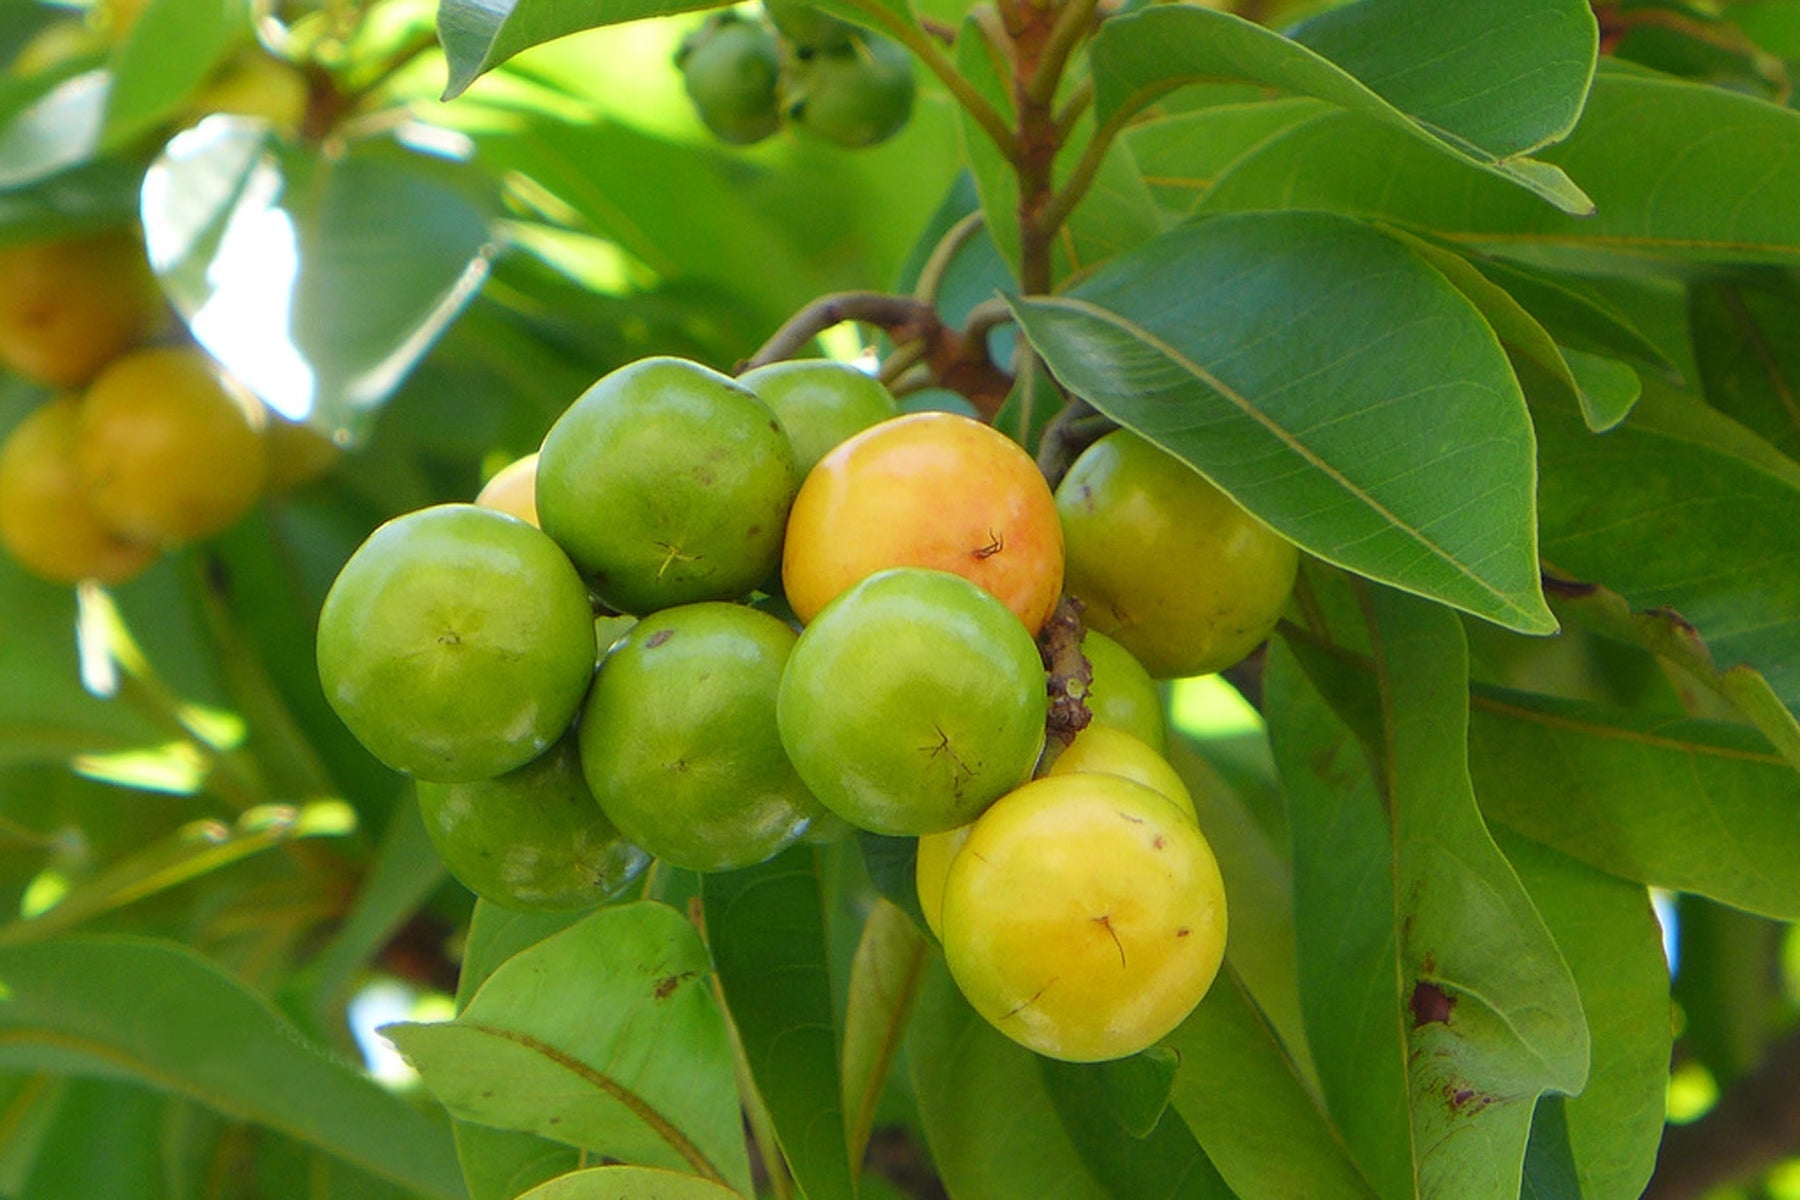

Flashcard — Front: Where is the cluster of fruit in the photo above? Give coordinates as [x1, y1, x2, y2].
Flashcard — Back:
[676, 1, 915, 148]
[0, 230, 326, 587]
[316, 352, 1299, 1060]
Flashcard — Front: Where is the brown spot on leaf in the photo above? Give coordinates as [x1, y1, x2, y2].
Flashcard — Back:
[1411, 981, 1454, 1026]
[1539, 575, 1597, 598]
[654, 971, 698, 1000]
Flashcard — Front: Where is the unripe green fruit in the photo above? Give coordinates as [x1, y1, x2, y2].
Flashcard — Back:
[536, 356, 800, 615]
[777, 567, 1047, 836]
[316, 504, 597, 783]
[578, 602, 824, 873]
[763, 0, 857, 51]
[784, 34, 914, 149]
[678, 14, 782, 145]
[1080, 629, 1166, 753]
[416, 737, 649, 912]
[739, 358, 899, 474]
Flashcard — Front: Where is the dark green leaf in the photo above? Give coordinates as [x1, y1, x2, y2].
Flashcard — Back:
[1497, 833, 1668, 1200]
[1011, 211, 1556, 635]
[1039, 1054, 1234, 1199]
[1689, 278, 1800, 459]
[1286, 0, 1596, 157]
[856, 831, 929, 932]
[385, 901, 752, 1196]
[1534, 380, 1800, 721]
[1564, 349, 1640, 432]
[1204, 71, 1800, 265]
[703, 845, 854, 1200]
[0, 936, 465, 1199]
[1517, 1096, 1580, 1200]
[1087, 4, 1594, 212]
[1470, 258, 1678, 376]
[1165, 973, 1376, 1200]
[0, 157, 143, 245]
[1124, 99, 1329, 221]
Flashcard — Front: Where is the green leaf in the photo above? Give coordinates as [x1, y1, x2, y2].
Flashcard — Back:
[840, 897, 930, 1172]
[1010, 210, 1556, 635]
[1124, 98, 1330, 221]
[1469, 258, 1678, 377]
[1165, 739, 1312, 1085]
[8, 1078, 168, 1200]
[1469, 684, 1800, 919]
[103, 0, 249, 147]
[1543, 576, 1800, 773]
[439, 0, 718, 99]
[0, 936, 466, 1200]
[1533, 380, 1800, 721]
[1563, 348, 1640, 432]
[908, 960, 1110, 1200]
[1286, 0, 1596, 157]
[1204, 71, 1800, 265]
[450, 902, 589, 1200]
[517, 1165, 748, 1199]
[1497, 833, 1669, 1200]
[1269, 590, 1590, 1200]
[953, 13, 1021, 278]
[141, 126, 499, 438]
[0, 157, 143, 245]
[702, 846, 854, 1200]
[1087, 4, 1594, 213]
[0, 70, 107, 189]
[1165, 973, 1377, 1200]
[384, 901, 752, 1197]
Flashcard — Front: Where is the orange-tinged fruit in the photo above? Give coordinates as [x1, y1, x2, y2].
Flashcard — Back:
[782, 411, 1063, 633]
[77, 346, 268, 544]
[941, 772, 1226, 1062]
[0, 230, 165, 389]
[1056, 430, 1298, 678]
[0, 397, 156, 585]
[475, 452, 539, 527]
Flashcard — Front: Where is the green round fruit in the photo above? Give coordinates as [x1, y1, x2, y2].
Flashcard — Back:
[1081, 629, 1165, 753]
[317, 504, 597, 783]
[739, 359, 899, 475]
[678, 13, 782, 145]
[777, 567, 1047, 836]
[578, 602, 823, 872]
[784, 34, 914, 148]
[763, 0, 857, 51]
[416, 736, 650, 912]
[537, 357, 800, 615]
[1056, 430, 1299, 679]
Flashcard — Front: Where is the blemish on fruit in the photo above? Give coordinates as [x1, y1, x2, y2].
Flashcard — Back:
[1176, 927, 1190, 938]
[1093, 914, 1127, 968]
[645, 629, 675, 648]
[973, 528, 1005, 560]
[1153, 834, 1165, 850]
[1115, 809, 1145, 825]
[1410, 980, 1454, 1026]
[1003, 977, 1056, 1020]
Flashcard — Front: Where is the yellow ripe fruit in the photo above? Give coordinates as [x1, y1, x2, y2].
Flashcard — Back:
[0, 230, 166, 390]
[942, 773, 1226, 1062]
[185, 51, 310, 136]
[77, 346, 268, 544]
[915, 822, 973, 939]
[0, 397, 157, 585]
[475, 452, 540, 527]
[1043, 724, 1195, 821]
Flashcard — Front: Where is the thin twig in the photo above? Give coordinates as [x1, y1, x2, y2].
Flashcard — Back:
[1025, 0, 1100, 106]
[913, 211, 988, 304]
[740, 292, 938, 371]
[1053, 75, 1094, 142]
